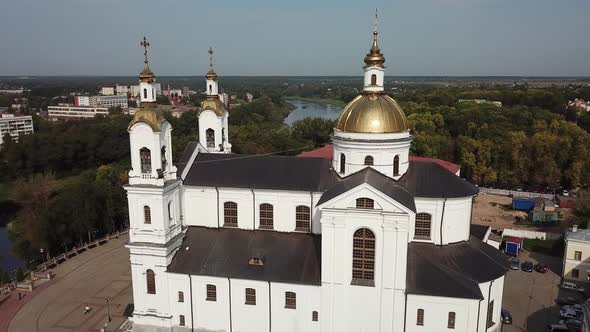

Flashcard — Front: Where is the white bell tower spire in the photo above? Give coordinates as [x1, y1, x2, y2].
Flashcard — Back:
[198, 46, 231, 153]
[363, 9, 385, 93]
[206, 46, 219, 96]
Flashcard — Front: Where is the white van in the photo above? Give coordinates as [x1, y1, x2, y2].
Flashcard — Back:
[561, 281, 585, 293]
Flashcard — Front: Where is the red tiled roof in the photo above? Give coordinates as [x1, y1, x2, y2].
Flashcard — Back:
[298, 144, 461, 175]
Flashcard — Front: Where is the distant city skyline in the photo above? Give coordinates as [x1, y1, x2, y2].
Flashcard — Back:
[0, 0, 589, 77]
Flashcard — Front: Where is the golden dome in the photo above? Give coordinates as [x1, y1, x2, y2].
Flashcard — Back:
[335, 93, 408, 133]
[140, 63, 156, 83]
[206, 68, 218, 80]
[200, 95, 226, 116]
[128, 105, 166, 131]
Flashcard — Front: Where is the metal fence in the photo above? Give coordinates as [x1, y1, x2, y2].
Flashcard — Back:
[479, 187, 555, 200]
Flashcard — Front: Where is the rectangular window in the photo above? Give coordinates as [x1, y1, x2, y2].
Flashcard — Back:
[285, 291, 296, 309]
[416, 308, 424, 326]
[245, 288, 256, 305]
[486, 300, 495, 328]
[448, 312, 456, 329]
[414, 213, 432, 240]
[572, 269, 580, 278]
[179, 315, 185, 326]
[206, 284, 217, 301]
[312, 311, 319, 322]
[178, 291, 184, 303]
[355, 197, 374, 209]
[575, 251, 582, 261]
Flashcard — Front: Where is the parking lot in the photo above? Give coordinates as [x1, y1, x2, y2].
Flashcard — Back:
[502, 251, 585, 332]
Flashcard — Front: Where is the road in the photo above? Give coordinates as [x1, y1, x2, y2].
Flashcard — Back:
[8, 235, 132, 332]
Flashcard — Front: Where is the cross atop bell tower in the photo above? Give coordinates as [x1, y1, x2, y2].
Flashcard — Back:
[140, 36, 150, 64]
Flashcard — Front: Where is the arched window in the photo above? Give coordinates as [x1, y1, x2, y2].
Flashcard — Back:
[285, 291, 296, 309]
[415, 213, 432, 240]
[393, 155, 400, 176]
[245, 288, 256, 305]
[295, 205, 311, 232]
[312, 311, 319, 322]
[259, 203, 274, 229]
[146, 269, 156, 294]
[340, 153, 346, 174]
[209, 84, 212, 94]
[179, 315, 185, 326]
[224, 201, 238, 227]
[206, 128, 215, 149]
[371, 74, 377, 86]
[364, 156, 374, 166]
[140, 147, 151, 174]
[168, 201, 173, 221]
[448, 312, 456, 329]
[178, 291, 184, 302]
[144, 206, 151, 224]
[161, 146, 167, 170]
[417, 308, 424, 326]
[352, 228, 375, 284]
[356, 197, 374, 209]
[143, 88, 148, 99]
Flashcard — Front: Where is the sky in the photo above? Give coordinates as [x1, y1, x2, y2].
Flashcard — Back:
[0, 0, 588, 77]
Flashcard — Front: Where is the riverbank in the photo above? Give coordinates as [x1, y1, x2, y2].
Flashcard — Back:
[285, 95, 346, 108]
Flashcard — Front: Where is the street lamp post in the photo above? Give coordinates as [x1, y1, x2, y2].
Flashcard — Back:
[105, 297, 111, 322]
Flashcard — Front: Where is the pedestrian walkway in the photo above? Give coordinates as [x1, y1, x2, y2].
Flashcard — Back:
[5, 234, 131, 332]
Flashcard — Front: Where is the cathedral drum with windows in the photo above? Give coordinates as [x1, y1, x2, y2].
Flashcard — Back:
[125, 25, 508, 332]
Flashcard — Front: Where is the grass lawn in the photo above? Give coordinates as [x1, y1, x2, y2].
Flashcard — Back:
[285, 96, 346, 107]
[523, 238, 564, 257]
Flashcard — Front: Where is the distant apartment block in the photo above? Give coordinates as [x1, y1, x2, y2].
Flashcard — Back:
[100, 86, 116, 96]
[48, 105, 109, 119]
[0, 114, 34, 145]
[99, 84, 162, 98]
[74, 95, 128, 108]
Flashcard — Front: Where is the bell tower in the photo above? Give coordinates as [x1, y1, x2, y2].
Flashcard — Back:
[198, 46, 231, 153]
[125, 36, 183, 330]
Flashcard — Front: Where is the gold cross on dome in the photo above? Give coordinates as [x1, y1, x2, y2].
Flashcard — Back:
[140, 36, 150, 63]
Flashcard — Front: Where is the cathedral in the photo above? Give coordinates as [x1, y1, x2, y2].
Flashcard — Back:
[125, 22, 508, 332]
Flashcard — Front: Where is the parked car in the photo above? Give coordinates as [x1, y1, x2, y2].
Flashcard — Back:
[510, 257, 520, 270]
[535, 263, 548, 273]
[561, 281, 585, 293]
[547, 323, 569, 331]
[501, 308, 512, 324]
[521, 261, 534, 272]
[559, 318, 583, 331]
[556, 296, 580, 305]
[563, 190, 570, 197]
[561, 304, 583, 314]
[559, 309, 578, 320]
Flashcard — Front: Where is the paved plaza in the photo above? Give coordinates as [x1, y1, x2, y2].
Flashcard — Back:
[502, 251, 584, 332]
[6, 235, 132, 332]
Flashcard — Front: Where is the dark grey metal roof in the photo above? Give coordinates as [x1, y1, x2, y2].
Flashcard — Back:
[167, 227, 321, 285]
[470, 224, 490, 240]
[398, 160, 479, 198]
[317, 167, 416, 212]
[183, 152, 340, 192]
[406, 236, 509, 300]
[175, 141, 198, 177]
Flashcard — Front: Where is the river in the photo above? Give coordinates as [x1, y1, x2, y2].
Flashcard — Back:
[284, 99, 342, 125]
[0, 226, 24, 273]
